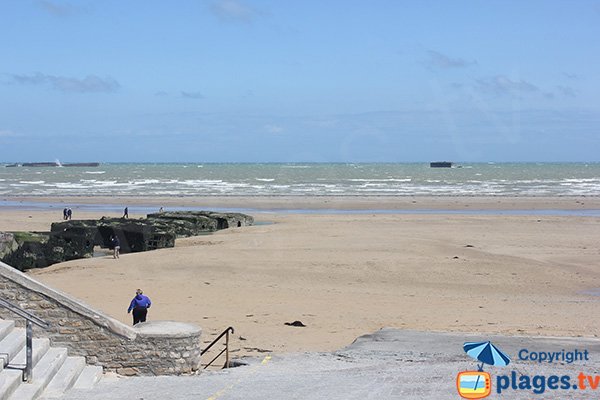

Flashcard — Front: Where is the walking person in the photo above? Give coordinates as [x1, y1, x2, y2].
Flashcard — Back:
[127, 289, 151, 325]
[63, 207, 68, 220]
[67, 208, 72, 220]
[110, 235, 120, 259]
[123, 206, 129, 218]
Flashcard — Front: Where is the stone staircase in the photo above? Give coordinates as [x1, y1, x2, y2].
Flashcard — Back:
[0, 318, 102, 400]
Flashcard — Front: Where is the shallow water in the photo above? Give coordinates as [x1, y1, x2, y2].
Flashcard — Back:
[1, 200, 599, 217]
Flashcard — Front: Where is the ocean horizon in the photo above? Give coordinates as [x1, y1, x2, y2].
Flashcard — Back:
[1, 162, 599, 198]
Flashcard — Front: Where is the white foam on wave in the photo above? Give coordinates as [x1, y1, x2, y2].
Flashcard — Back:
[355, 188, 404, 192]
[19, 180, 45, 184]
[149, 190, 183, 195]
[132, 179, 161, 185]
[359, 183, 400, 188]
[562, 178, 600, 183]
[51, 180, 131, 189]
[53, 183, 91, 189]
[85, 171, 106, 174]
[179, 179, 225, 186]
[349, 178, 411, 182]
[255, 178, 275, 182]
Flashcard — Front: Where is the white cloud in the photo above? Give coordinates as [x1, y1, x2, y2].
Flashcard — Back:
[475, 75, 539, 95]
[209, 0, 258, 23]
[563, 72, 579, 80]
[426, 50, 476, 69]
[11, 73, 120, 93]
[181, 91, 204, 99]
[36, 1, 82, 17]
[557, 85, 576, 97]
[264, 124, 284, 134]
[0, 129, 15, 137]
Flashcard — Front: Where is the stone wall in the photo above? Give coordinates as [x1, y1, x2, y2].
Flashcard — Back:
[0, 260, 202, 376]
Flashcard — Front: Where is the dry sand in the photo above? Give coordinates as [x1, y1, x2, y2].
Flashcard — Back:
[2, 196, 600, 358]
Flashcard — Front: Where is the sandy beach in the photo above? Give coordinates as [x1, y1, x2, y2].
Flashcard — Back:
[2, 196, 600, 358]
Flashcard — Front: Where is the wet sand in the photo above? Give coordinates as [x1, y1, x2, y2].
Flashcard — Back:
[3, 194, 600, 211]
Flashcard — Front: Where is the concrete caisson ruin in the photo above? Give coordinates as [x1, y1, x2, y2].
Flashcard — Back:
[0, 211, 254, 271]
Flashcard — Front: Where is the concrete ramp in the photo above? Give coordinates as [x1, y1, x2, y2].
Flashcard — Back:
[57, 328, 600, 399]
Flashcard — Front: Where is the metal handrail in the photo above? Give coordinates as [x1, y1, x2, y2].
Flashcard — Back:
[0, 299, 50, 329]
[0, 298, 50, 382]
[201, 326, 234, 369]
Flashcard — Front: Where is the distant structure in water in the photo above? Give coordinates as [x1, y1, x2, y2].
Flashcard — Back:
[430, 161, 453, 168]
[13, 162, 100, 167]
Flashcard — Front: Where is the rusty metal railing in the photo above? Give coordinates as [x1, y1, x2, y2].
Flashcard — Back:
[201, 326, 234, 369]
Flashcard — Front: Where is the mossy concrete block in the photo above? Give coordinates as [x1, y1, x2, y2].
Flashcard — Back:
[2, 210, 252, 271]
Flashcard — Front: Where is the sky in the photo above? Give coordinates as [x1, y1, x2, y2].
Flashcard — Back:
[1, 0, 599, 162]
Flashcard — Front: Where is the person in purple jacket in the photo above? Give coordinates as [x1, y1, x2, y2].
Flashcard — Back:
[127, 289, 152, 325]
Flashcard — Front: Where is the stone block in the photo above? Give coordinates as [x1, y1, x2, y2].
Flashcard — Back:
[86, 355, 98, 364]
[39, 300, 55, 309]
[58, 328, 78, 334]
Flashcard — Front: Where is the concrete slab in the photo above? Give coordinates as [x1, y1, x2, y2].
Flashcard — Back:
[59, 329, 600, 400]
[12, 338, 50, 369]
[0, 320, 15, 342]
[134, 321, 201, 338]
[72, 366, 103, 390]
[8, 347, 67, 400]
[41, 356, 86, 399]
[0, 328, 25, 368]
[0, 369, 22, 400]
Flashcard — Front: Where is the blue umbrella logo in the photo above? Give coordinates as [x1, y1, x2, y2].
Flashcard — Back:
[461, 341, 510, 397]
[463, 341, 511, 371]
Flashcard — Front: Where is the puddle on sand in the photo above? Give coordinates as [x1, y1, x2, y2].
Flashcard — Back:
[580, 288, 600, 296]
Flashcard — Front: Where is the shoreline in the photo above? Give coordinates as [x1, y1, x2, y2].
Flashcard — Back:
[3, 195, 600, 211]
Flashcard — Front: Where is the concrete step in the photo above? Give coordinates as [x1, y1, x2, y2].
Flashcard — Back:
[40, 357, 86, 399]
[0, 328, 25, 369]
[0, 320, 15, 342]
[72, 365, 103, 390]
[0, 369, 22, 400]
[11, 338, 51, 371]
[0, 320, 15, 373]
[7, 347, 67, 400]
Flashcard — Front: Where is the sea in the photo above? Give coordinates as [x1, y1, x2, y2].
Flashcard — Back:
[1, 162, 599, 198]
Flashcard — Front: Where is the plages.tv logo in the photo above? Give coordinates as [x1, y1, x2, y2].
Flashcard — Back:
[456, 341, 511, 399]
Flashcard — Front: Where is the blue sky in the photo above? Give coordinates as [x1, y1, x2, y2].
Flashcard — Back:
[1, 0, 599, 162]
